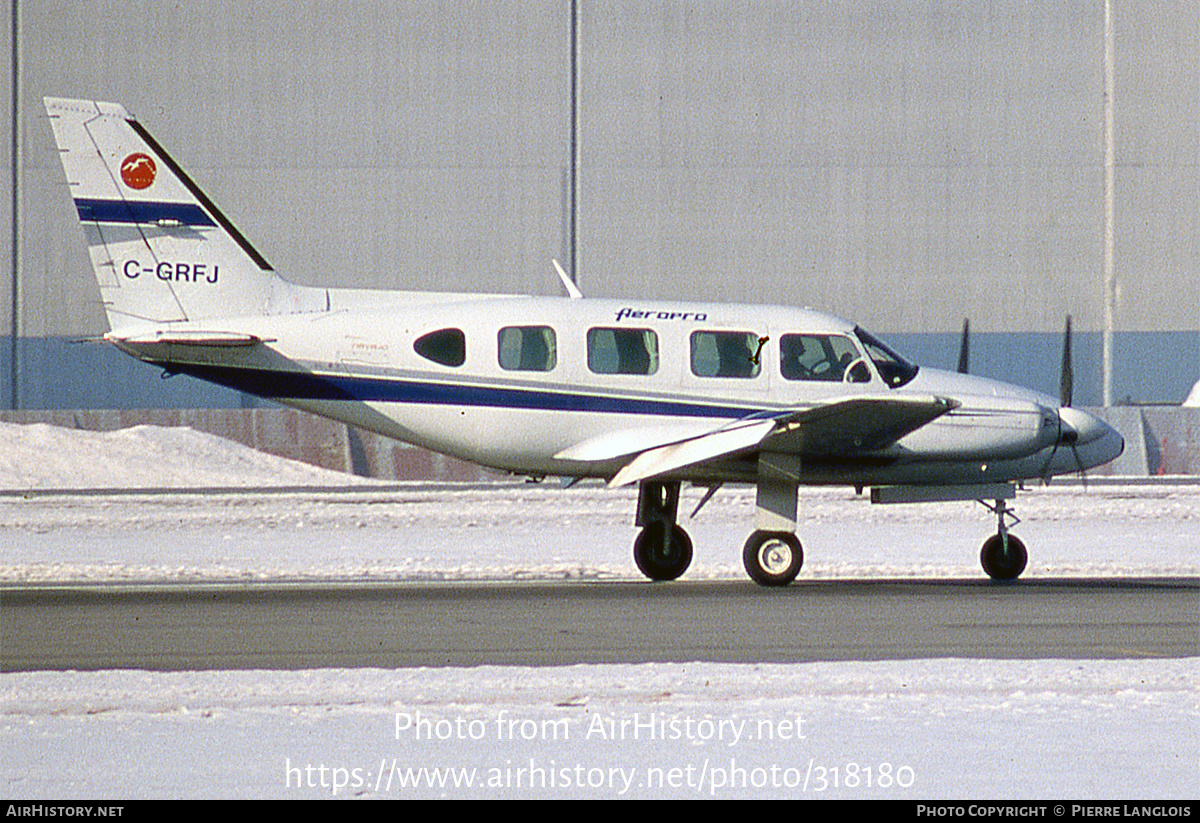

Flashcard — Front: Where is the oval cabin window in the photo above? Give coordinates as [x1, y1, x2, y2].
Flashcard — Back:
[413, 328, 466, 367]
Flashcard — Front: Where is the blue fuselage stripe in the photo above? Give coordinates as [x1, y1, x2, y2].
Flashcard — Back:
[75, 198, 216, 227]
[170, 363, 757, 419]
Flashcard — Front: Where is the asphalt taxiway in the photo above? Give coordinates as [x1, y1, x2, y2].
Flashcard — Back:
[3, 577, 1195, 671]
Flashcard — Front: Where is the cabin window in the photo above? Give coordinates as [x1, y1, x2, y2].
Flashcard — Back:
[498, 326, 556, 372]
[587, 327, 658, 375]
[413, 328, 466, 367]
[690, 331, 763, 378]
[779, 334, 866, 382]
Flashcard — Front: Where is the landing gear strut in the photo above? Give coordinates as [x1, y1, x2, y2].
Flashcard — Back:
[632, 481, 693, 581]
[979, 497, 1028, 581]
[741, 468, 803, 587]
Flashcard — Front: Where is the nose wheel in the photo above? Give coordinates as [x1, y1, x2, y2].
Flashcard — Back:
[980, 533, 1028, 581]
[979, 498, 1028, 581]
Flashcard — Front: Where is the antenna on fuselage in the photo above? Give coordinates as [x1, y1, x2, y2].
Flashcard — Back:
[553, 259, 584, 299]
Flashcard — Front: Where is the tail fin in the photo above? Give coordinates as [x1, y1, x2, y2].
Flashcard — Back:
[44, 97, 288, 330]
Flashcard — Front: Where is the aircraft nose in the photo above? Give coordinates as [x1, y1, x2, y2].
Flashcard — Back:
[1057, 406, 1125, 469]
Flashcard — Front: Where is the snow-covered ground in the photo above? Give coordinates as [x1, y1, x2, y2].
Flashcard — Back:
[1, 423, 1197, 798]
[0, 421, 370, 490]
[4, 659, 1196, 799]
[2, 474, 1197, 583]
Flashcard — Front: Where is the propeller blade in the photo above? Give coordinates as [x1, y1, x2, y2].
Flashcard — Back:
[1059, 315, 1074, 407]
[957, 318, 970, 374]
[1071, 442, 1088, 489]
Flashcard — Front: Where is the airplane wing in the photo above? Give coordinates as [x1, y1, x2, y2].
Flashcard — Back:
[607, 394, 959, 487]
[761, 394, 960, 456]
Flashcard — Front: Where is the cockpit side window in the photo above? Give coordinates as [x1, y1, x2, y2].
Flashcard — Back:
[413, 328, 466, 367]
[779, 334, 861, 382]
[690, 331, 763, 378]
[587, 327, 659, 375]
[853, 326, 919, 388]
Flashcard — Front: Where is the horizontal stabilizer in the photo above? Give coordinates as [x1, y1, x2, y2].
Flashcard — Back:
[105, 329, 266, 349]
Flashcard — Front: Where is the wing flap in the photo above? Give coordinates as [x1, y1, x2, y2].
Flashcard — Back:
[554, 421, 730, 463]
[608, 418, 776, 487]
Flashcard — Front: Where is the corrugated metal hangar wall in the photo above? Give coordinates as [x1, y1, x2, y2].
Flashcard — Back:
[2, 0, 1198, 409]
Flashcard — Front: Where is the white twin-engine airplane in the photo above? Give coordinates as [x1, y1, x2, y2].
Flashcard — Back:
[45, 97, 1124, 586]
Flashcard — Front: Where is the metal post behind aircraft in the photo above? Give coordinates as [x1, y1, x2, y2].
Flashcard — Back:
[43, 97, 1125, 586]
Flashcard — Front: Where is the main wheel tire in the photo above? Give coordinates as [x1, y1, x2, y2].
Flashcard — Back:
[980, 533, 1028, 581]
[742, 530, 803, 587]
[633, 523, 693, 581]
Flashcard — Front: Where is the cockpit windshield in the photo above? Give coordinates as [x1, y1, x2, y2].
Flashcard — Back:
[853, 327, 919, 388]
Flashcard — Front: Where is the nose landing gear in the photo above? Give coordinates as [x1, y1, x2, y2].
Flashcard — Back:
[978, 498, 1028, 581]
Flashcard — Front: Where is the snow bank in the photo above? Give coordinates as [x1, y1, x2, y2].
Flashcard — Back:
[0, 422, 369, 489]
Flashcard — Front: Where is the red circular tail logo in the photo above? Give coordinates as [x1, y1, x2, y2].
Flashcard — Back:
[120, 153, 156, 190]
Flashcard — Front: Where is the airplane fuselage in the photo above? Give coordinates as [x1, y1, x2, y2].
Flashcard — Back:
[108, 292, 1122, 488]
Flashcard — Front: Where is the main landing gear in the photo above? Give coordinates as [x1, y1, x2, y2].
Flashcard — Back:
[632, 481, 693, 581]
[633, 472, 805, 587]
[630, 478, 1035, 586]
[740, 473, 803, 587]
[742, 530, 803, 587]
